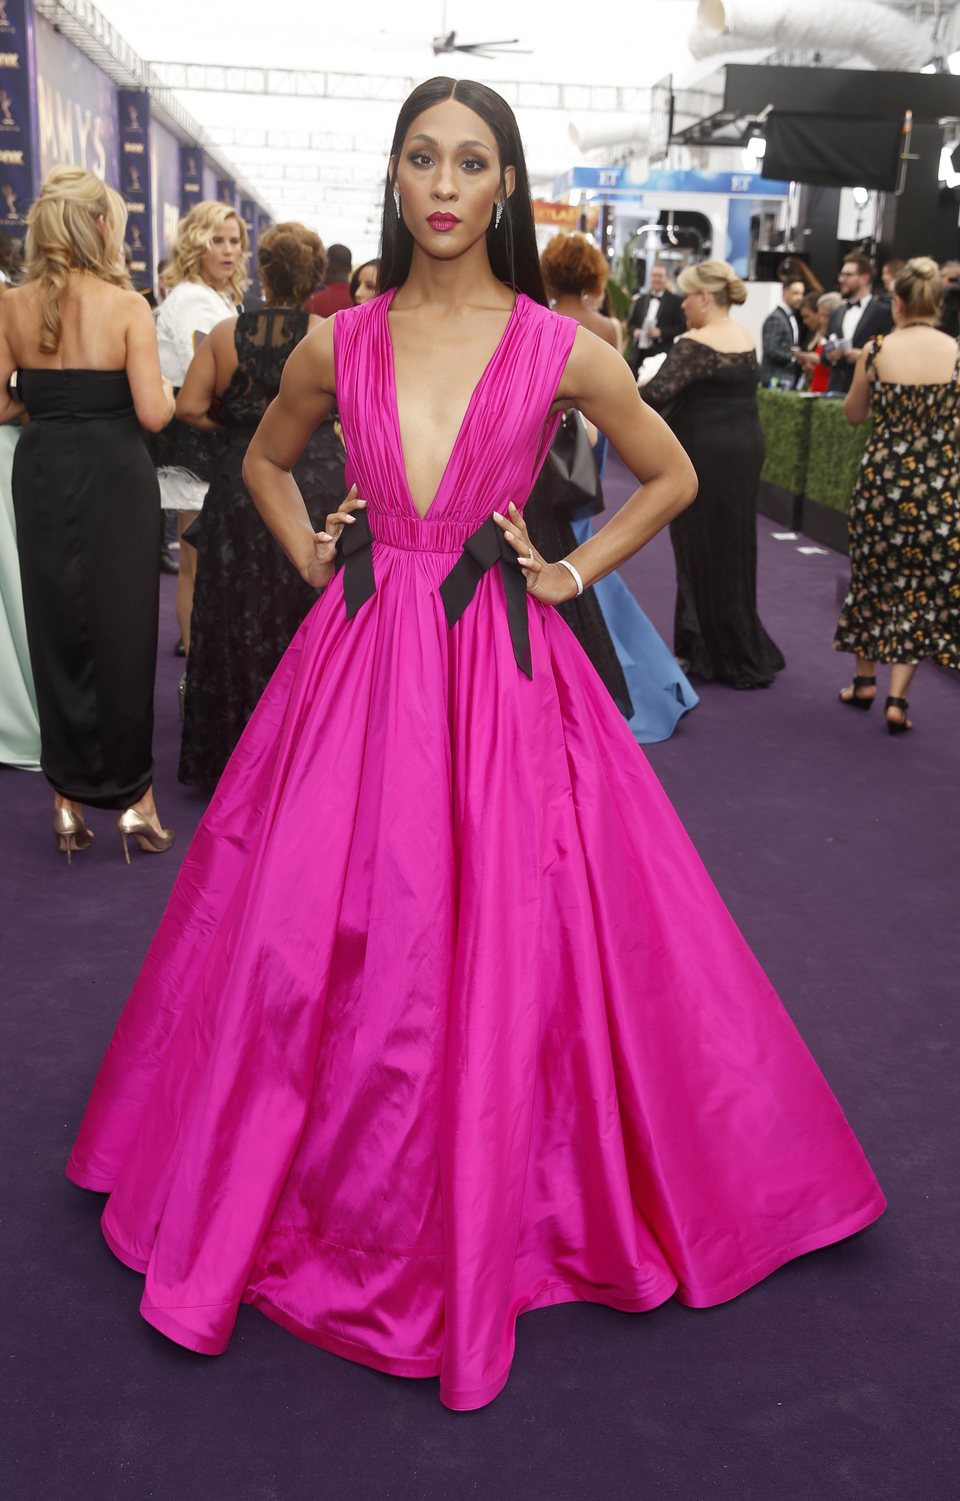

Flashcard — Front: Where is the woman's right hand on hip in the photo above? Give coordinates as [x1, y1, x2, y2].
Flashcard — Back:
[303, 486, 366, 588]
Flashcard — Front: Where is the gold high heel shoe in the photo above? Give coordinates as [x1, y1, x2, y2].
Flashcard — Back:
[116, 808, 175, 863]
[53, 806, 94, 864]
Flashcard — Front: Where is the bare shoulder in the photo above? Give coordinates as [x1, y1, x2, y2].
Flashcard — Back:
[117, 288, 157, 326]
[554, 322, 634, 408]
[0, 281, 34, 321]
[284, 309, 336, 395]
[567, 320, 623, 369]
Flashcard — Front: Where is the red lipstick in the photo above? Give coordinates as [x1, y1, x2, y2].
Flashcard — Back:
[427, 213, 460, 233]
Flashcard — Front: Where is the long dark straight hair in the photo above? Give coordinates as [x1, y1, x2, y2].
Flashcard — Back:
[378, 77, 547, 307]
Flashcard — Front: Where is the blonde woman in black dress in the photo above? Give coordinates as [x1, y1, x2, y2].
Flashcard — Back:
[835, 257, 960, 732]
[643, 260, 785, 689]
[0, 167, 175, 860]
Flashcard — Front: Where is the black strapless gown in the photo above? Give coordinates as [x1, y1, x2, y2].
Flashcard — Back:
[13, 370, 161, 807]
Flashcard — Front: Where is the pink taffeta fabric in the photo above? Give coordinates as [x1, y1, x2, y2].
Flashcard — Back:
[66, 291, 885, 1411]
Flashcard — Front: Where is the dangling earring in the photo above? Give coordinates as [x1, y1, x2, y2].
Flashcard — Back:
[393, 186, 401, 220]
[495, 199, 504, 230]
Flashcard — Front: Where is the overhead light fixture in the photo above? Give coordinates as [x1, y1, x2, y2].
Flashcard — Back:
[852, 186, 870, 207]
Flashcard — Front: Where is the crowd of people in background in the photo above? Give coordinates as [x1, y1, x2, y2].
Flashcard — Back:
[0, 165, 956, 862]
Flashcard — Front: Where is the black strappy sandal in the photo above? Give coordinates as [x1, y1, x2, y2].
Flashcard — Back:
[885, 695, 912, 736]
[838, 674, 877, 711]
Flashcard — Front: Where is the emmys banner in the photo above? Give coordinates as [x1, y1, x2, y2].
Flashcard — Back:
[0, 0, 39, 228]
[118, 88, 152, 289]
[34, 11, 118, 185]
[240, 197, 258, 264]
[180, 142, 201, 217]
[151, 117, 180, 262]
[217, 176, 237, 209]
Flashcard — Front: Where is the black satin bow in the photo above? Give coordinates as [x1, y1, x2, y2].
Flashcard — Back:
[335, 509, 532, 677]
[439, 516, 532, 678]
[335, 505, 375, 619]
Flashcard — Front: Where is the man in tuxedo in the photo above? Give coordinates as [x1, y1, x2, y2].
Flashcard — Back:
[823, 254, 892, 395]
[627, 263, 685, 375]
[759, 278, 806, 387]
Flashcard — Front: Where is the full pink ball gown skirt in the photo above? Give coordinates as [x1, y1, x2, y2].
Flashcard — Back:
[66, 293, 885, 1411]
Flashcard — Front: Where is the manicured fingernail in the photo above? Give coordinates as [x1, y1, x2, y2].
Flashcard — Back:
[356, 498, 366, 506]
[345, 515, 355, 522]
[492, 510, 504, 521]
[318, 533, 331, 541]
[505, 530, 515, 541]
[509, 502, 518, 512]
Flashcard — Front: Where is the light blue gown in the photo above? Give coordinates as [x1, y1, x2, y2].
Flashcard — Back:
[0, 423, 41, 769]
[578, 435, 698, 745]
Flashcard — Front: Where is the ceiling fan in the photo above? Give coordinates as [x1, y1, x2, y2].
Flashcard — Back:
[431, 4, 530, 59]
[432, 31, 532, 58]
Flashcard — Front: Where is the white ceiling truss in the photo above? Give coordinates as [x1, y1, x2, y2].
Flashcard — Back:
[148, 64, 650, 114]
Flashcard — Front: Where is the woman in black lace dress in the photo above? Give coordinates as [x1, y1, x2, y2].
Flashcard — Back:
[175, 223, 345, 785]
[643, 261, 785, 689]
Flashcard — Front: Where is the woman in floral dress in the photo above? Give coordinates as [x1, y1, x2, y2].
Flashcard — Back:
[835, 257, 960, 733]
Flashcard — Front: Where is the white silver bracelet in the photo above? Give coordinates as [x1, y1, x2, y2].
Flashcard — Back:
[557, 558, 584, 597]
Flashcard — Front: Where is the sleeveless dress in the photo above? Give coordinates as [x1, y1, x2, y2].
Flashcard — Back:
[66, 293, 885, 1411]
[834, 337, 960, 669]
[13, 371, 160, 807]
[179, 309, 346, 786]
[644, 340, 786, 689]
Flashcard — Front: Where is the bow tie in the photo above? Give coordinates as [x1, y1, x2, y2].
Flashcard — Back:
[848, 299, 865, 308]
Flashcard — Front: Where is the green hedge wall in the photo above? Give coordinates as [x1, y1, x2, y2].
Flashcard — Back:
[757, 388, 813, 494]
[804, 399, 871, 514]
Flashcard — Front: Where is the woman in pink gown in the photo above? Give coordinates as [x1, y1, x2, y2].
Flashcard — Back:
[66, 79, 885, 1412]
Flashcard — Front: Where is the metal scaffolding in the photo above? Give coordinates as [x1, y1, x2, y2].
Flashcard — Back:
[32, 0, 269, 209]
[148, 63, 650, 115]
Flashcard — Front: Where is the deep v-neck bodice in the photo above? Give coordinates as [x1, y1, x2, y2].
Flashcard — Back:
[382, 287, 519, 522]
[332, 291, 579, 543]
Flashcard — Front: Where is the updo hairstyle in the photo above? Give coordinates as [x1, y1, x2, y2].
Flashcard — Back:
[162, 201, 248, 304]
[258, 222, 326, 306]
[893, 257, 942, 320]
[677, 260, 747, 307]
[24, 166, 130, 354]
[540, 233, 609, 299]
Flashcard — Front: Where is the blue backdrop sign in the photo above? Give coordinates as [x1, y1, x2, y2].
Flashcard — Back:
[240, 196, 258, 264]
[118, 88, 151, 288]
[217, 176, 237, 209]
[34, 11, 118, 185]
[0, 0, 39, 227]
[552, 165, 790, 200]
[180, 143, 201, 216]
[151, 118, 180, 262]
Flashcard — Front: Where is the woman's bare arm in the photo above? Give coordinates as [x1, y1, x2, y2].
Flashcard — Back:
[497, 327, 696, 604]
[844, 343, 873, 426]
[124, 294, 175, 432]
[0, 297, 25, 424]
[242, 319, 338, 582]
[557, 327, 696, 577]
[176, 320, 233, 431]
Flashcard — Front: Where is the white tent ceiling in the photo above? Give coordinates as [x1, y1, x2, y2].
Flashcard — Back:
[89, 0, 703, 255]
[89, 1, 959, 259]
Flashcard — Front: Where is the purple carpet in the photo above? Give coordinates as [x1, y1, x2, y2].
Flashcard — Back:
[3, 459, 956, 1497]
